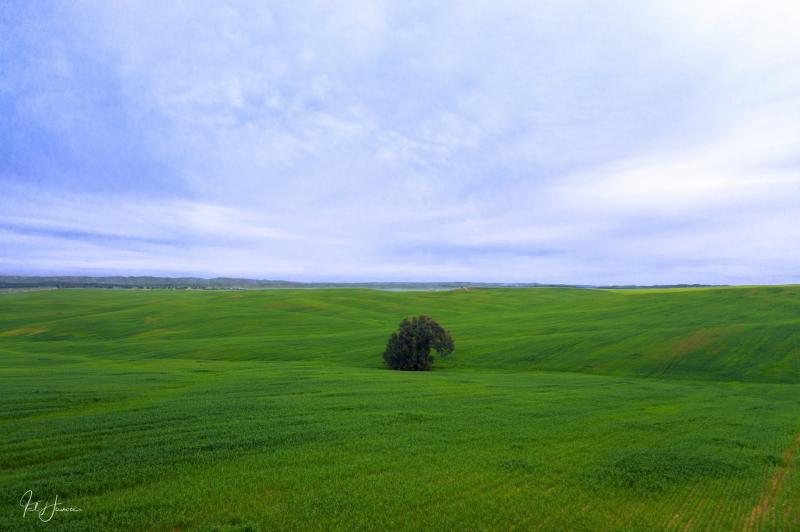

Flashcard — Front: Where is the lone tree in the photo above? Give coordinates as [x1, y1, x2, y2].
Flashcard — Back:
[383, 315, 454, 371]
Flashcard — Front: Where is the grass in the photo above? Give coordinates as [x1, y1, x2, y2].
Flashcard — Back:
[1, 286, 800, 530]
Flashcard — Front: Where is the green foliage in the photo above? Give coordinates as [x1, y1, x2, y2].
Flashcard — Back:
[383, 315, 454, 370]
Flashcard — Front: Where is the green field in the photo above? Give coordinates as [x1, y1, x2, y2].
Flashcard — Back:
[2, 287, 800, 530]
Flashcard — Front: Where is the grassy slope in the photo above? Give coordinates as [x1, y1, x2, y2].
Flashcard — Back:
[2, 286, 800, 381]
[1, 287, 800, 530]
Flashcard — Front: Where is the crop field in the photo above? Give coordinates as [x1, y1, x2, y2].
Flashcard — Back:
[1, 287, 800, 530]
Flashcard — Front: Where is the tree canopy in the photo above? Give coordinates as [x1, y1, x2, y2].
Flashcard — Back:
[383, 315, 454, 371]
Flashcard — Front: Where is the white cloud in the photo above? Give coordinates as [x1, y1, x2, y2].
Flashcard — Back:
[1, 1, 799, 283]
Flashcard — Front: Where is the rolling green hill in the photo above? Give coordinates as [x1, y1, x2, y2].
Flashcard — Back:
[2, 286, 798, 381]
[1, 287, 800, 530]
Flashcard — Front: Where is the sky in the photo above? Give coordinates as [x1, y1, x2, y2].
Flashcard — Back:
[1, 1, 799, 284]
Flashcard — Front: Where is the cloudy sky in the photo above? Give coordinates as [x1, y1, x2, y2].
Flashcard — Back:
[1, 1, 799, 284]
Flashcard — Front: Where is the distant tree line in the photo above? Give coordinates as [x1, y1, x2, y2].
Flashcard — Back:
[0, 276, 601, 290]
[0, 276, 722, 291]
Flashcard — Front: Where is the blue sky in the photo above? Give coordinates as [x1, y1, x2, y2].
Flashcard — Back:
[1, 1, 799, 284]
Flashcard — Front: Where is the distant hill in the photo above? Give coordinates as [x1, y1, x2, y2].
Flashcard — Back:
[0, 275, 719, 290]
[0, 284, 793, 382]
[0, 275, 575, 290]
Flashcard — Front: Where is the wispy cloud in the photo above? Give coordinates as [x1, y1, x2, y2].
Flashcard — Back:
[1, 1, 799, 283]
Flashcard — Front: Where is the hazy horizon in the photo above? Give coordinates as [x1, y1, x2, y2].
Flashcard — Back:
[0, 272, 751, 287]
